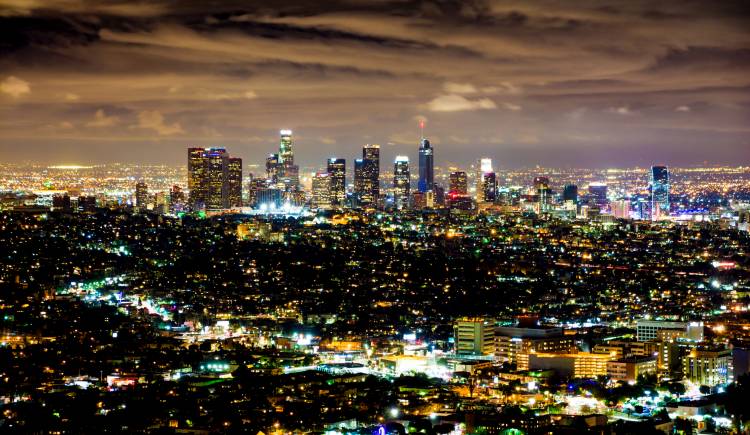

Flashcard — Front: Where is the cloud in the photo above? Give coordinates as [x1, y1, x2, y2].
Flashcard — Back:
[0, 76, 30, 98]
[502, 102, 522, 111]
[482, 82, 522, 95]
[443, 82, 477, 94]
[319, 136, 336, 145]
[63, 93, 80, 101]
[135, 110, 184, 135]
[608, 106, 632, 115]
[86, 109, 119, 127]
[426, 95, 496, 112]
[675, 105, 691, 112]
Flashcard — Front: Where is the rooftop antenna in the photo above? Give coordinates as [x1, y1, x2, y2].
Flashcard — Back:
[419, 119, 425, 140]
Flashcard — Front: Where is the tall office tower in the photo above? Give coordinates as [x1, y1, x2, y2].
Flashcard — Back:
[326, 158, 346, 206]
[227, 157, 243, 208]
[311, 172, 332, 209]
[418, 137, 434, 193]
[279, 129, 294, 165]
[135, 181, 148, 210]
[562, 184, 578, 203]
[449, 171, 468, 195]
[393, 156, 411, 209]
[169, 185, 186, 212]
[650, 165, 670, 220]
[588, 182, 608, 210]
[476, 158, 493, 203]
[276, 130, 300, 199]
[187, 147, 241, 210]
[266, 154, 280, 184]
[206, 148, 229, 210]
[483, 172, 497, 202]
[188, 147, 209, 208]
[534, 176, 551, 211]
[361, 144, 380, 204]
[353, 158, 366, 204]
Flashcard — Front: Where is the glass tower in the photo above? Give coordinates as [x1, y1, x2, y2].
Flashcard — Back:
[418, 138, 434, 193]
[650, 165, 669, 220]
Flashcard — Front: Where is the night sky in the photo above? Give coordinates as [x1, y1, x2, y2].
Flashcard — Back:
[1, 0, 749, 168]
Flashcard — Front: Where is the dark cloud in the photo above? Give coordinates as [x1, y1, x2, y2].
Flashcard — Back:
[0, 0, 748, 167]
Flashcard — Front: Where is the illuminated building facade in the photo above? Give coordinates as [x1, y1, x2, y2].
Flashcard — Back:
[455, 318, 496, 356]
[227, 157, 243, 208]
[312, 172, 332, 209]
[187, 147, 243, 210]
[354, 144, 379, 205]
[135, 181, 148, 210]
[683, 348, 733, 386]
[327, 158, 346, 206]
[651, 165, 670, 220]
[418, 138, 434, 193]
[393, 156, 410, 210]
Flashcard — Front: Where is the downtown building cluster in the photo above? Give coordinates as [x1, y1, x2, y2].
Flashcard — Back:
[172, 130, 681, 225]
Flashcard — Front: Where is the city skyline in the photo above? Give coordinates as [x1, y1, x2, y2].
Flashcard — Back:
[1, 0, 749, 167]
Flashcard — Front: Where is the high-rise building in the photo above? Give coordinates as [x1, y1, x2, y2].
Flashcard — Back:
[276, 130, 300, 202]
[483, 172, 497, 203]
[266, 154, 280, 184]
[353, 159, 366, 204]
[418, 138, 434, 193]
[534, 176, 551, 211]
[562, 184, 578, 203]
[476, 158, 493, 203]
[246, 178, 267, 208]
[206, 148, 229, 210]
[188, 147, 209, 208]
[187, 147, 242, 210]
[135, 181, 148, 210]
[611, 199, 631, 219]
[358, 144, 380, 205]
[279, 129, 294, 165]
[227, 157, 243, 208]
[311, 172, 332, 209]
[588, 182, 608, 210]
[449, 171, 468, 195]
[393, 156, 410, 210]
[650, 165, 670, 220]
[327, 158, 346, 206]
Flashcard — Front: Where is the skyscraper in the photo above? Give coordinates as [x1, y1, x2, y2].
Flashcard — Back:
[311, 172, 332, 209]
[135, 181, 148, 210]
[588, 182, 608, 210]
[562, 184, 578, 203]
[360, 144, 380, 205]
[266, 154, 280, 184]
[188, 147, 209, 208]
[418, 138, 434, 193]
[483, 172, 497, 203]
[534, 176, 551, 211]
[475, 157, 497, 203]
[206, 147, 229, 210]
[274, 130, 300, 203]
[187, 147, 242, 210]
[393, 156, 410, 210]
[449, 171, 468, 196]
[227, 157, 243, 208]
[279, 129, 294, 165]
[327, 158, 346, 206]
[650, 165, 669, 220]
